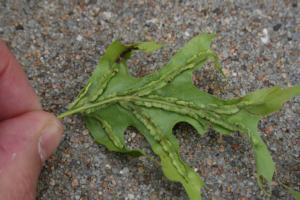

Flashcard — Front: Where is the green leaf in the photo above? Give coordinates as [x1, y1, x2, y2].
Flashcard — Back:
[283, 185, 300, 200]
[275, 172, 300, 199]
[58, 34, 300, 199]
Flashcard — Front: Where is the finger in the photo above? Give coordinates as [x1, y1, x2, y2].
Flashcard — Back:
[0, 40, 42, 122]
[0, 111, 63, 200]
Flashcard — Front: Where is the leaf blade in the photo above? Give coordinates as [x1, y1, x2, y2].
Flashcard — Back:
[62, 33, 300, 199]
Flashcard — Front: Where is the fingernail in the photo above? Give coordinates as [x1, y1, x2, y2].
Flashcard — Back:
[38, 121, 62, 162]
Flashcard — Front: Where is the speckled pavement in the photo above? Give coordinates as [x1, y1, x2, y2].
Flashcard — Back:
[1, 0, 300, 199]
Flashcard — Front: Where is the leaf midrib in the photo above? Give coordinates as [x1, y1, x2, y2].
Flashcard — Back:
[58, 95, 204, 119]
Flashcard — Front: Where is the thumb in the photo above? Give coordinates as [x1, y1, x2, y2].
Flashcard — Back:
[0, 111, 63, 200]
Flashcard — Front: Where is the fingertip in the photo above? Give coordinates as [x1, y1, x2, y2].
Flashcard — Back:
[0, 111, 63, 168]
[38, 118, 63, 163]
[0, 111, 63, 199]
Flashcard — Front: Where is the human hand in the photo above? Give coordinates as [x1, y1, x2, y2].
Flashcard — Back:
[0, 41, 63, 199]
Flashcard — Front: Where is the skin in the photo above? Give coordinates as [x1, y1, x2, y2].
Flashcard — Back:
[0, 40, 63, 199]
